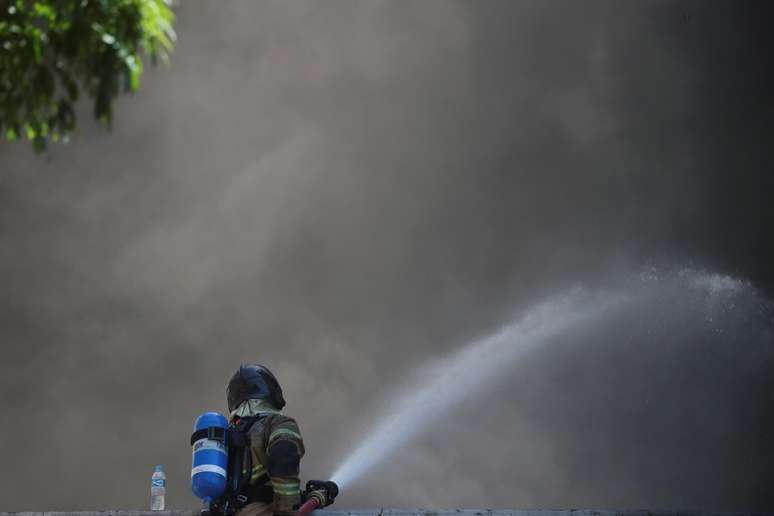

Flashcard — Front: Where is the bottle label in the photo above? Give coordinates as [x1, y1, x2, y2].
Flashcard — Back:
[151, 478, 166, 488]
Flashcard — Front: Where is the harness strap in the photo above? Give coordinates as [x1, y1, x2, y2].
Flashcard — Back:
[228, 416, 270, 507]
[190, 426, 226, 445]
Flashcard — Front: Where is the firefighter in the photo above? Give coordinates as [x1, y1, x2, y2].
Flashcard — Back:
[225, 364, 306, 516]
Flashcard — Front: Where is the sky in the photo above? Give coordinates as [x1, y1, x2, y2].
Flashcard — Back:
[1, 0, 773, 512]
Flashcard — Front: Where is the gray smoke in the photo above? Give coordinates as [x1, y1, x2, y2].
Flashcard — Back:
[1, 0, 773, 512]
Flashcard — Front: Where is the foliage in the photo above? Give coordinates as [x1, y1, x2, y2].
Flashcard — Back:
[0, 0, 175, 153]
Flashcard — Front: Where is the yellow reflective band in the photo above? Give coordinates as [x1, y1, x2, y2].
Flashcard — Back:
[269, 428, 302, 442]
[271, 480, 300, 495]
[273, 486, 300, 495]
[250, 465, 267, 482]
[245, 464, 265, 472]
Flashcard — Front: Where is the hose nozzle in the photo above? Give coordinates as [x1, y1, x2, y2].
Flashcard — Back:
[297, 480, 339, 515]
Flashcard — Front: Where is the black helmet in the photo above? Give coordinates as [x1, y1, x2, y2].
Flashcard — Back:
[227, 364, 286, 412]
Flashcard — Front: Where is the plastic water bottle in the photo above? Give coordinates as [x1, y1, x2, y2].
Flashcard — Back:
[151, 465, 166, 510]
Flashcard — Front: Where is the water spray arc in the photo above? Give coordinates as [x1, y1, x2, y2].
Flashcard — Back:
[330, 287, 625, 489]
[329, 270, 765, 494]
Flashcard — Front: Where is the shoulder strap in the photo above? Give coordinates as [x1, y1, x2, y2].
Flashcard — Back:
[228, 416, 266, 499]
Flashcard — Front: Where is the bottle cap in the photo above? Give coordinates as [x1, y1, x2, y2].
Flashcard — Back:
[154, 465, 164, 472]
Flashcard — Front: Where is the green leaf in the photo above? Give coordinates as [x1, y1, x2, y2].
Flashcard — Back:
[33, 66, 54, 99]
[61, 72, 79, 101]
[123, 52, 142, 91]
[32, 35, 42, 63]
[2, 0, 177, 153]
[32, 3, 55, 21]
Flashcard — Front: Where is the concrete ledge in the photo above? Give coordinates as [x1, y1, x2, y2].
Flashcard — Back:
[2, 510, 772, 516]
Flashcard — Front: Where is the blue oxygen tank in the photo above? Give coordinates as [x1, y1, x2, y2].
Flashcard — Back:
[191, 412, 229, 503]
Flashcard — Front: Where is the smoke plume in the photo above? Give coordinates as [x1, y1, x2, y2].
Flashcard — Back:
[1, 1, 773, 511]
